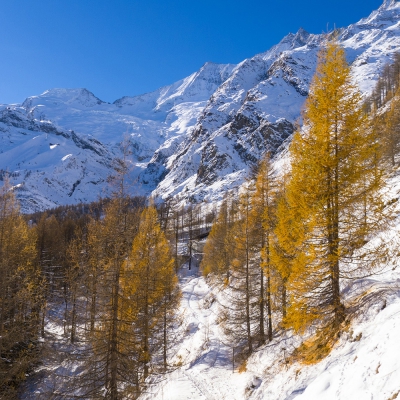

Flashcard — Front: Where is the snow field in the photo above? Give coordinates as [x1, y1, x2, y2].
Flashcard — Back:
[139, 264, 400, 400]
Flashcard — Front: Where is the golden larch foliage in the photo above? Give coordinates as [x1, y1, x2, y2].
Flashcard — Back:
[285, 41, 390, 332]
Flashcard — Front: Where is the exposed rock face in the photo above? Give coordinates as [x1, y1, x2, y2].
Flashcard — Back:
[154, 0, 400, 203]
[1, 1, 400, 211]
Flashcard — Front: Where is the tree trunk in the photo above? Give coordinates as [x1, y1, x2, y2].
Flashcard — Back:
[163, 307, 167, 372]
[70, 290, 77, 343]
[245, 219, 252, 353]
[110, 267, 120, 400]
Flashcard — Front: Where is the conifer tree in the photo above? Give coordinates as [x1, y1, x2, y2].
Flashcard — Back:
[218, 191, 261, 355]
[201, 197, 234, 282]
[271, 173, 309, 325]
[0, 183, 43, 397]
[75, 202, 178, 399]
[126, 205, 179, 378]
[382, 87, 400, 166]
[250, 154, 278, 342]
[99, 200, 140, 399]
[286, 41, 390, 332]
[85, 216, 104, 333]
[65, 229, 85, 344]
[74, 195, 142, 399]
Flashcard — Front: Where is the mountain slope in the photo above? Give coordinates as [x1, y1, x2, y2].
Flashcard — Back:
[1, 0, 400, 211]
[0, 106, 117, 212]
[137, 250, 400, 400]
[154, 0, 400, 203]
[1, 63, 235, 211]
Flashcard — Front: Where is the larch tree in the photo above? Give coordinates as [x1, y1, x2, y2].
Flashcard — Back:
[382, 87, 400, 166]
[85, 215, 105, 334]
[286, 41, 390, 332]
[75, 195, 142, 400]
[125, 204, 179, 386]
[65, 228, 85, 344]
[99, 199, 141, 399]
[271, 173, 310, 325]
[201, 196, 235, 282]
[250, 154, 279, 342]
[218, 191, 261, 355]
[0, 182, 43, 398]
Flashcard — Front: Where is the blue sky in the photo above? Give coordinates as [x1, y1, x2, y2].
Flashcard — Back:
[0, 0, 384, 104]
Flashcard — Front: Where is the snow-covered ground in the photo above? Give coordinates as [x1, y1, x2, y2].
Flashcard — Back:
[139, 260, 400, 400]
[20, 302, 88, 399]
[140, 265, 250, 400]
[21, 259, 400, 399]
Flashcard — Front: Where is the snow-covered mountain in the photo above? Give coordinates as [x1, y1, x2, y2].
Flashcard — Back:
[154, 0, 400, 203]
[1, 0, 400, 211]
[0, 63, 235, 211]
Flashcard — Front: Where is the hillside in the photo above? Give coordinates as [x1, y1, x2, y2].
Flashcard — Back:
[21, 164, 400, 400]
[139, 251, 400, 400]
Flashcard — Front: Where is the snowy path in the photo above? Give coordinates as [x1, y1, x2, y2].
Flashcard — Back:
[140, 265, 250, 400]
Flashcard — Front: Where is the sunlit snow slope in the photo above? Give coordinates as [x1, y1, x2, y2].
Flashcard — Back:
[139, 265, 400, 400]
[0, 63, 235, 211]
[154, 0, 400, 204]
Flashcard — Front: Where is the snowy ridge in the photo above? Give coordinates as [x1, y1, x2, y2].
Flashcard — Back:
[1, 63, 235, 211]
[2, 1, 400, 211]
[154, 0, 400, 204]
[0, 106, 117, 212]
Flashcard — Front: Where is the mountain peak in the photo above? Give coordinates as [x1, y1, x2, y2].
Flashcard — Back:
[23, 88, 107, 109]
[359, 0, 400, 25]
[278, 27, 311, 50]
[294, 27, 310, 43]
[381, 0, 400, 9]
[197, 61, 237, 81]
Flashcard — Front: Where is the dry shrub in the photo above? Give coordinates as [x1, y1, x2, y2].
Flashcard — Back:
[291, 327, 339, 365]
[238, 359, 248, 373]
